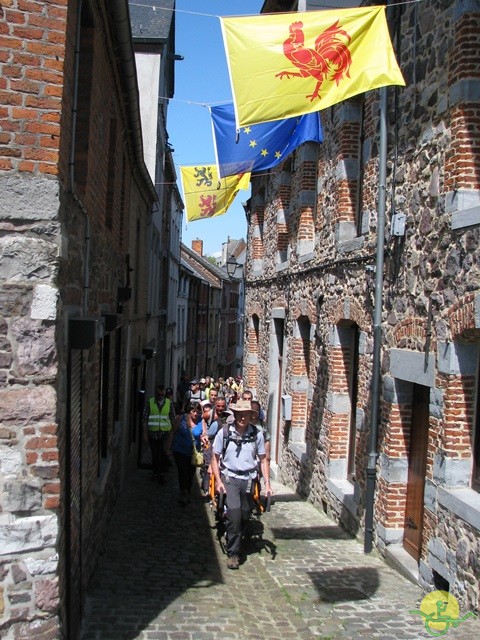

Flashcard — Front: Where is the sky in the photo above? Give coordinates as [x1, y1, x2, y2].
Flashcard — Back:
[167, 1, 264, 257]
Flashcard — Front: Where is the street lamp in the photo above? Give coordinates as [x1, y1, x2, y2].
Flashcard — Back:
[226, 258, 238, 278]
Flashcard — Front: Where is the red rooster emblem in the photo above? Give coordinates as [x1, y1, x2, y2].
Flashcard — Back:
[276, 20, 352, 102]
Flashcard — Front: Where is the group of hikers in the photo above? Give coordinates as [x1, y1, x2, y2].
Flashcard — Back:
[142, 376, 272, 569]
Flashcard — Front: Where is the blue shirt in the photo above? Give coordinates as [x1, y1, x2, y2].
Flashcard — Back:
[172, 415, 203, 456]
[207, 417, 221, 439]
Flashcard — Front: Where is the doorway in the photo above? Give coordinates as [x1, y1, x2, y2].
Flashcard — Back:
[268, 316, 285, 468]
[403, 383, 430, 561]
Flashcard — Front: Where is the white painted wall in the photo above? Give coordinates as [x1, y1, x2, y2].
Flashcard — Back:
[135, 52, 161, 182]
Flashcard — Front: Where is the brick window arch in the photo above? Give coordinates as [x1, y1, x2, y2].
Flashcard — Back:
[297, 206, 315, 256]
[295, 143, 318, 258]
[446, 294, 480, 491]
[445, 7, 480, 229]
[245, 313, 260, 391]
[327, 321, 361, 481]
[276, 160, 291, 265]
[251, 187, 265, 272]
[290, 315, 312, 443]
[333, 101, 365, 246]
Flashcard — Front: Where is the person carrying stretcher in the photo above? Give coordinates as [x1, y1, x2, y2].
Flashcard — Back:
[210, 399, 272, 570]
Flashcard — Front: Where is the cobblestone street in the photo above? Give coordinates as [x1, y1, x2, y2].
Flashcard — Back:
[80, 469, 480, 640]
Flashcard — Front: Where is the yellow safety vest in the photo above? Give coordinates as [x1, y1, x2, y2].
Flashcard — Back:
[148, 398, 172, 432]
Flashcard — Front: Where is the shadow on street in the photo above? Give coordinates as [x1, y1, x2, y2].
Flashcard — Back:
[81, 467, 225, 639]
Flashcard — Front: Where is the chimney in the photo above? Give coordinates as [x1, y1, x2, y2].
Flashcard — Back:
[192, 239, 203, 256]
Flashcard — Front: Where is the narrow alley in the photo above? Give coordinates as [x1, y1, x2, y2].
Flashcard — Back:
[79, 470, 480, 640]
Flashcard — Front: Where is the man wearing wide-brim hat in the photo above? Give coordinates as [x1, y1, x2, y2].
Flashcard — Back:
[210, 399, 272, 570]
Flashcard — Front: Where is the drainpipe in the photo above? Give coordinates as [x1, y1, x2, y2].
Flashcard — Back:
[364, 0, 393, 551]
[364, 84, 387, 553]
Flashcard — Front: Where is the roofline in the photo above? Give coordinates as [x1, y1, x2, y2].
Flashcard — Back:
[180, 252, 223, 288]
[181, 243, 229, 280]
[132, 36, 168, 45]
[110, 0, 157, 203]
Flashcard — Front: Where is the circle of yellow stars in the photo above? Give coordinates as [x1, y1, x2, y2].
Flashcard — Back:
[243, 126, 283, 160]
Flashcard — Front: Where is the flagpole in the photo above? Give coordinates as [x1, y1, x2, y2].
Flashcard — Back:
[364, 83, 388, 554]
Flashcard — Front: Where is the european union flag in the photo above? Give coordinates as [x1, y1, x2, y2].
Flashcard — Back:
[211, 103, 323, 178]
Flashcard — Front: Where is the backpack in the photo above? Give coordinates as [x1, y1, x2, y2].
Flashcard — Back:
[221, 423, 259, 458]
[182, 389, 205, 412]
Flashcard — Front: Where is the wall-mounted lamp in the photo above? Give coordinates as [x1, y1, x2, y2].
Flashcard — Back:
[226, 258, 238, 277]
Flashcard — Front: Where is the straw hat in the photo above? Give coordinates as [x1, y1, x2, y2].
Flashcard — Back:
[229, 399, 258, 415]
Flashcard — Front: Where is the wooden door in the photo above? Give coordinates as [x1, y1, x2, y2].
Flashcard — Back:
[403, 384, 430, 561]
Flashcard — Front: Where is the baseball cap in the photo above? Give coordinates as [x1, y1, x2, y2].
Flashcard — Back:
[190, 378, 199, 385]
[200, 399, 212, 409]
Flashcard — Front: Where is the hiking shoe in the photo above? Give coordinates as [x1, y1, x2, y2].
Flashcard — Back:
[227, 555, 239, 570]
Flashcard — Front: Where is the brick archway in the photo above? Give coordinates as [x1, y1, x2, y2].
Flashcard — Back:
[291, 298, 317, 326]
[244, 302, 264, 391]
[448, 293, 480, 341]
[331, 297, 368, 331]
[389, 316, 432, 351]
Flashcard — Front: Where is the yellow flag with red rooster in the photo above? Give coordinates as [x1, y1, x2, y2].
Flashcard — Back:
[180, 165, 251, 223]
[220, 5, 405, 128]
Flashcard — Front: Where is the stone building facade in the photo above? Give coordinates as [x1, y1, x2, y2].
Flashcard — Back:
[129, 0, 183, 392]
[244, 0, 480, 610]
[179, 240, 240, 381]
[0, 1, 164, 637]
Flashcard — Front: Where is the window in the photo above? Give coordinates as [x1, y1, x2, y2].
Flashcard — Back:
[355, 100, 366, 236]
[328, 322, 360, 481]
[472, 352, 480, 491]
[347, 325, 360, 480]
[252, 314, 260, 344]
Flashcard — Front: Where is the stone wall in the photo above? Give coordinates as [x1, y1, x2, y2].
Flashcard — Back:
[1, 1, 155, 637]
[244, 0, 480, 611]
[0, 0, 68, 633]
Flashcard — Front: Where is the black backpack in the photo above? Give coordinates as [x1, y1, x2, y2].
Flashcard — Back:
[222, 423, 259, 457]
